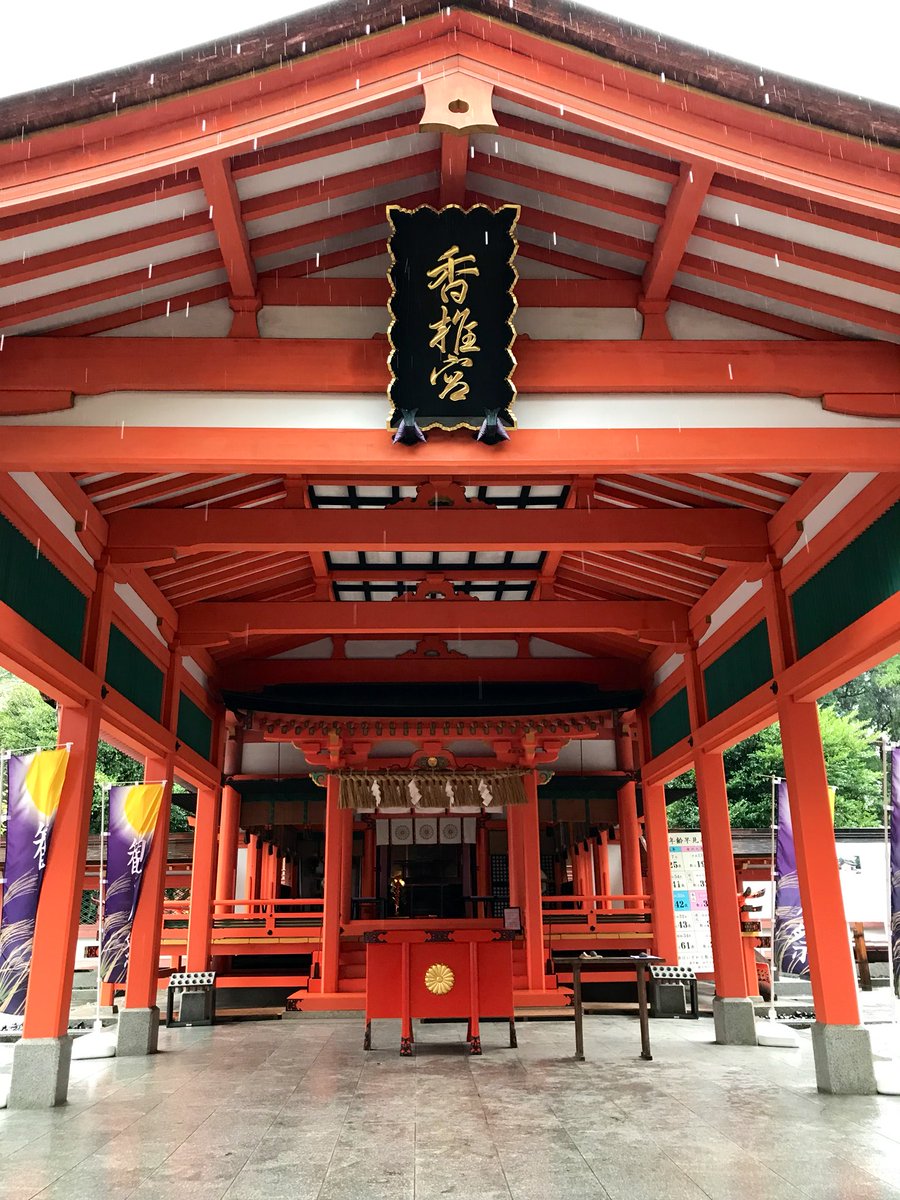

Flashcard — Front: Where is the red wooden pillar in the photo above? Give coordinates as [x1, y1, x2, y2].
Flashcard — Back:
[186, 783, 221, 972]
[616, 729, 642, 908]
[20, 702, 102, 1043]
[764, 563, 874, 1091]
[593, 830, 611, 907]
[777, 698, 861, 1026]
[214, 730, 242, 903]
[118, 750, 175, 1053]
[260, 843, 276, 901]
[320, 775, 343, 994]
[10, 701, 103, 1106]
[642, 780, 678, 965]
[520, 771, 546, 991]
[507, 806, 523, 911]
[362, 819, 376, 898]
[694, 749, 747, 998]
[339, 810, 354, 924]
[476, 818, 490, 898]
[245, 834, 261, 902]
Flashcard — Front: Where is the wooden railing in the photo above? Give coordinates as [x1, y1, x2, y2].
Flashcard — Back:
[162, 897, 324, 941]
[541, 894, 654, 932]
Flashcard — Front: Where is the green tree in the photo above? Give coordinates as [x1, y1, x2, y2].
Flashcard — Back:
[828, 654, 900, 742]
[0, 668, 190, 832]
[665, 704, 883, 830]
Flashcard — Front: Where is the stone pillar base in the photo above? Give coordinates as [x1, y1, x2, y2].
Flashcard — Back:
[712, 996, 758, 1046]
[7, 1036, 72, 1108]
[116, 1006, 160, 1056]
[811, 1022, 877, 1095]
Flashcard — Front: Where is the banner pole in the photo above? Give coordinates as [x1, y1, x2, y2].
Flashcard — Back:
[768, 774, 779, 1019]
[882, 739, 898, 1012]
[93, 784, 110, 1029]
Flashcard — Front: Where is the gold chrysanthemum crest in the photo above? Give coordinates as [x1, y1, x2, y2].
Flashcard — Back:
[424, 963, 455, 995]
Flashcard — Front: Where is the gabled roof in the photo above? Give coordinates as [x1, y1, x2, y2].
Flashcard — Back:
[2, 0, 897, 145]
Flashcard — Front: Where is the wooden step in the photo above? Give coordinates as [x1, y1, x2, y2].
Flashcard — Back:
[339, 964, 367, 979]
[337, 978, 366, 993]
[514, 988, 572, 1008]
[296, 993, 366, 1012]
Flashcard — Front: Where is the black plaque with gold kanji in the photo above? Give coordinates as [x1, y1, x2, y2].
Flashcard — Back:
[387, 203, 519, 444]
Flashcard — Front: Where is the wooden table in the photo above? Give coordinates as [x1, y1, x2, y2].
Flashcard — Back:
[555, 953, 662, 1061]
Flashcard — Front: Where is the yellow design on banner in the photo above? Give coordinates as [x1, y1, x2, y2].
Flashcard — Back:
[424, 963, 455, 995]
[123, 784, 165, 838]
[24, 747, 69, 819]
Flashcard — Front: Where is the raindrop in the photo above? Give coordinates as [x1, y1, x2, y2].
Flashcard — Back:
[209, 205, 214, 219]
[764, 93, 770, 105]
[302, 41, 306, 52]
[365, 23, 370, 33]
[494, 141, 499, 153]
[688, 169, 693, 183]
[166, 300, 171, 317]
[36, 538, 41, 559]
[660, 72, 666, 83]
[148, 73, 154, 86]
[356, 78, 360, 89]
[148, 263, 153, 278]
[727, 362, 734, 380]
[236, 43, 241, 53]
[316, 252, 320, 267]
[758, 75, 765, 86]
[774, 253, 780, 268]
[552, 231, 557, 245]
[401, 12, 406, 23]
[0, 335, 4, 351]
[111, 90, 116, 103]
[186, 302, 191, 317]
[733, 213, 740, 226]
[201, 118, 207, 132]
[470, 144, 474, 158]
[120, 421, 126, 438]
[253, 136, 258, 151]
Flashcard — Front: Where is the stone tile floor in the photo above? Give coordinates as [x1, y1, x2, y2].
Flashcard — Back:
[1, 1014, 899, 1199]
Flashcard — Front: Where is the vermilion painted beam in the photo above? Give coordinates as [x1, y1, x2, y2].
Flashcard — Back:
[2, 427, 899, 478]
[218, 656, 644, 689]
[106, 506, 770, 561]
[4, 337, 898, 398]
[176, 598, 690, 644]
[642, 162, 715, 302]
[256, 276, 642, 308]
[198, 157, 257, 299]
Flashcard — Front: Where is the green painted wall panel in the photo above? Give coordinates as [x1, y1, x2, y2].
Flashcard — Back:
[0, 513, 86, 660]
[105, 625, 163, 721]
[792, 502, 900, 658]
[648, 687, 690, 758]
[177, 693, 213, 760]
[703, 619, 773, 721]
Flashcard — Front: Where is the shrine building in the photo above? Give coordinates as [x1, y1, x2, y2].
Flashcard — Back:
[0, 0, 898, 1109]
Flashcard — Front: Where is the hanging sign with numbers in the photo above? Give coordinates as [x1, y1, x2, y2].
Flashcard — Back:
[668, 832, 715, 973]
[386, 203, 519, 445]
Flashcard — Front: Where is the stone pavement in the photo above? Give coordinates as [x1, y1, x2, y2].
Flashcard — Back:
[1, 1013, 899, 1200]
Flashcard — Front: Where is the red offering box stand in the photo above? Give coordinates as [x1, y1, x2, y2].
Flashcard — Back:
[364, 928, 516, 1055]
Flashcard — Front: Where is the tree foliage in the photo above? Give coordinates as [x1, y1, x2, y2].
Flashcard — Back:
[0, 669, 190, 833]
[666, 705, 886, 831]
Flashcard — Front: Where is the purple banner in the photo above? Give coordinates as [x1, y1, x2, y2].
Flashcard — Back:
[891, 748, 900, 997]
[100, 784, 164, 983]
[0, 749, 69, 1016]
[773, 780, 810, 977]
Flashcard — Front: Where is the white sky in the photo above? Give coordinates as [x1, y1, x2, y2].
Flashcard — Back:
[1, 0, 899, 107]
